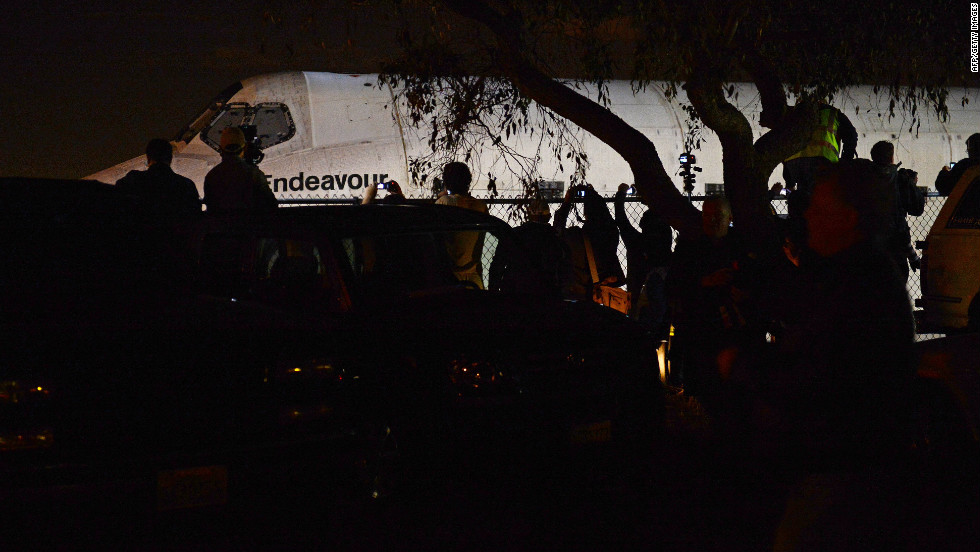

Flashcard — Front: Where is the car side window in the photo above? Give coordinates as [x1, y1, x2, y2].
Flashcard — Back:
[197, 233, 350, 312]
[341, 233, 459, 298]
[480, 232, 500, 287]
[947, 175, 980, 229]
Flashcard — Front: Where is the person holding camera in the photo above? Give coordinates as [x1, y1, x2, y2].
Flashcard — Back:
[202, 127, 277, 215]
[553, 184, 624, 301]
[935, 132, 980, 196]
[362, 180, 406, 204]
[614, 183, 672, 333]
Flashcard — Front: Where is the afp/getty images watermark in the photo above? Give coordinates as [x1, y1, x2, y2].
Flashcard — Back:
[972, 3, 979, 72]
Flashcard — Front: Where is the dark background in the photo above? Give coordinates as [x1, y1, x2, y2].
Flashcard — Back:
[0, 1, 393, 180]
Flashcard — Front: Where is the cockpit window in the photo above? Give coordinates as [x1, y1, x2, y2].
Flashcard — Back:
[202, 104, 249, 148]
[200, 102, 296, 153]
[250, 104, 296, 149]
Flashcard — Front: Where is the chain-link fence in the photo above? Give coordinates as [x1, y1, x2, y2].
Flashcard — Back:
[482, 194, 945, 307]
[280, 192, 947, 337]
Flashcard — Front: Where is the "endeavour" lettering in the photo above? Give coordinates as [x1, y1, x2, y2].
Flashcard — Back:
[269, 172, 389, 193]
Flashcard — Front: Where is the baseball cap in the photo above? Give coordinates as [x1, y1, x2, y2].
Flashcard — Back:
[220, 127, 246, 154]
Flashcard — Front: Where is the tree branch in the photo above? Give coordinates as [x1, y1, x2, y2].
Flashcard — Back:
[753, 101, 820, 172]
[440, 0, 700, 232]
[684, 72, 753, 150]
[744, 50, 788, 129]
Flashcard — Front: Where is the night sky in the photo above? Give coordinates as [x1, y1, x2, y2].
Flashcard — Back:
[0, 1, 390, 180]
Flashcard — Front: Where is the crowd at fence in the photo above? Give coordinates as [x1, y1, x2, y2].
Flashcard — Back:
[278, 192, 948, 337]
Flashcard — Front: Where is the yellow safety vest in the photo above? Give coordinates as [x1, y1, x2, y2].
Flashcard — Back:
[786, 107, 841, 163]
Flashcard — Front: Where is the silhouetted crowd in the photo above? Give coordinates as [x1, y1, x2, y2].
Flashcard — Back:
[113, 125, 979, 551]
[501, 132, 973, 552]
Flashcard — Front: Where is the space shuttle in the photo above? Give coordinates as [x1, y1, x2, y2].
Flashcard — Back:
[86, 71, 980, 200]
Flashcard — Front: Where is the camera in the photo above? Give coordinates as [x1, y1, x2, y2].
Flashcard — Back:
[576, 189, 586, 198]
[377, 181, 388, 190]
[950, 162, 956, 168]
[239, 124, 265, 165]
[679, 152, 701, 195]
[627, 185, 636, 195]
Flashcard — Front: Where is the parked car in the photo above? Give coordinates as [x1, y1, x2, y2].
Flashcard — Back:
[917, 165, 980, 333]
[0, 179, 663, 543]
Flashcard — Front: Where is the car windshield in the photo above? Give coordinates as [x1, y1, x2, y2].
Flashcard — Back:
[195, 224, 521, 313]
[337, 228, 503, 299]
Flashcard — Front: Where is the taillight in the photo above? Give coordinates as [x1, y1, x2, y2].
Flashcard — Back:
[0, 380, 55, 451]
[0, 380, 50, 403]
[271, 357, 347, 426]
[447, 358, 519, 397]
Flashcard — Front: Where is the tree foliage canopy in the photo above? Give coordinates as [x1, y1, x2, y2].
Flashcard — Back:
[269, 0, 968, 245]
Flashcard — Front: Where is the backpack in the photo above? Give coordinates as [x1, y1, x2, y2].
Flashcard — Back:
[897, 167, 925, 216]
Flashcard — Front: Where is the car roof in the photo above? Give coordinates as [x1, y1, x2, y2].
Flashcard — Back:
[0, 178, 134, 217]
[256, 203, 512, 235]
[0, 178, 511, 234]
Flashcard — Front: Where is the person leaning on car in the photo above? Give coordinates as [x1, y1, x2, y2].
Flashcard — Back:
[115, 138, 201, 216]
[434, 162, 488, 288]
[553, 184, 624, 301]
[434, 162, 488, 214]
[203, 127, 278, 215]
[935, 132, 980, 196]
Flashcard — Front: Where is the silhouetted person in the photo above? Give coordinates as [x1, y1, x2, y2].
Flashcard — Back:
[782, 104, 858, 198]
[434, 162, 488, 214]
[513, 198, 571, 296]
[361, 180, 406, 204]
[935, 132, 980, 196]
[870, 140, 925, 281]
[667, 197, 745, 397]
[115, 138, 200, 216]
[767, 159, 915, 551]
[553, 184, 624, 301]
[614, 183, 672, 335]
[434, 162, 488, 287]
[203, 127, 277, 215]
[666, 197, 762, 400]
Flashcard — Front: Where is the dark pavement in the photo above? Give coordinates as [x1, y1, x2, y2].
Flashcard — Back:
[18, 386, 979, 552]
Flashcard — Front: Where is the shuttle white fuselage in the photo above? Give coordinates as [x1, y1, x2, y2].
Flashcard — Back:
[85, 71, 980, 200]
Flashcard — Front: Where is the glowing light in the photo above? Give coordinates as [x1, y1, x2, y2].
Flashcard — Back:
[657, 342, 667, 382]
